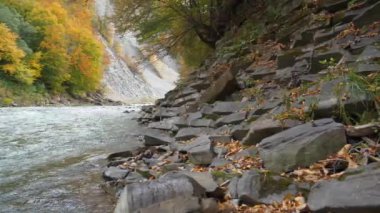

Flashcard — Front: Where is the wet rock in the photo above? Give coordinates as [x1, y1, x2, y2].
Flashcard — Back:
[124, 172, 145, 184]
[175, 128, 210, 141]
[114, 176, 205, 213]
[228, 170, 297, 205]
[103, 167, 129, 181]
[107, 151, 133, 161]
[214, 112, 247, 127]
[144, 130, 174, 146]
[212, 101, 244, 115]
[242, 118, 301, 145]
[308, 163, 380, 213]
[179, 135, 216, 165]
[258, 118, 346, 172]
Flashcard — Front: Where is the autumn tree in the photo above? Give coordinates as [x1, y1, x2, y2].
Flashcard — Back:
[0, 0, 104, 95]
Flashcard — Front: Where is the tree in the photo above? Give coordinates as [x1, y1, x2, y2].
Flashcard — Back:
[0, 23, 41, 84]
[112, 0, 253, 49]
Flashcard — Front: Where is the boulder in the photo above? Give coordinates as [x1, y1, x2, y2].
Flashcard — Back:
[214, 112, 247, 127]
[144, 130, 174, 146]
[179, 135, 216, 165]
[198, 69, 238, 103]
[163, 171, 219, 194]
[103, 167, 129, 181]
[242, 118, 301, 145]
[175, 128, 210, 141]
[258, 118, 347, 172]
[228, 170, 297, 205]
[114, 176, 205, 213]
[308, 163, 380, 213]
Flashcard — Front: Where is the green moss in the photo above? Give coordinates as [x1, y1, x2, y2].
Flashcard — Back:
[211, 170, 240, 181]
[204, 114, 221, 121]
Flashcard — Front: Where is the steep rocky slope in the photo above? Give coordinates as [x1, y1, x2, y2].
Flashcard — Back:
[103, 1, 380, 212]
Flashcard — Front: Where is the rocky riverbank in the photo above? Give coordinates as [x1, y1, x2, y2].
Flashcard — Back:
[102, 0, 380, 212]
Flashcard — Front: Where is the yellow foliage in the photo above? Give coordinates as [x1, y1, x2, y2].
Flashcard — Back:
[0, 23, 25, 74]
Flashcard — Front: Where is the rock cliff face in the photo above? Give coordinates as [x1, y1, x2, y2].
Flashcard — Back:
[104, 0, 380, 212]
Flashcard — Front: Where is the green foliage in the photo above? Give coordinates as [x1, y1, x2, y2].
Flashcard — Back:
[2, 97, 13, 106]
[112, 0, 243, 69]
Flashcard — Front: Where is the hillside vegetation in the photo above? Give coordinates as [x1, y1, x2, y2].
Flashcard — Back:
[0, 0, 104, 106]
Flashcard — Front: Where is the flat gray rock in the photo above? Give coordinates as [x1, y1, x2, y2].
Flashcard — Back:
[211, 101, 244, 115]
[103, 167, 129, 181]
[215, 112, 247, 127]
[175, 127, 210, 141]
[144, 130, 174, 146]
[242, 118, 301, 145]
[308, 163, 380, 213]
[258, 118, 346, 172]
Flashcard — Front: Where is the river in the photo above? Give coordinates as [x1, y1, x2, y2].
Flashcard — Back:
[0, 106, 144, 213]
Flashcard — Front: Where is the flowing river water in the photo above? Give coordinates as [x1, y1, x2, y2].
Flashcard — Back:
[0, 106, 144, 212]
